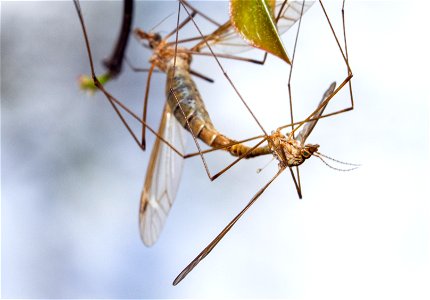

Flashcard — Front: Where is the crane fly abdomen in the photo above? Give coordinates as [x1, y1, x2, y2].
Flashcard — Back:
[166, 56, 268, 158]
[229, 143, 271, 158]
[166, 57, 272, 159]
[166, 57, 229, 146]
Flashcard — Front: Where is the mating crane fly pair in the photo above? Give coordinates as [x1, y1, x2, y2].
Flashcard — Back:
[74, 0, 356, 285]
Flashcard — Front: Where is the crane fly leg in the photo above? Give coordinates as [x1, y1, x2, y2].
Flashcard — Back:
[286, 0, 355, 135]
[182, 50, 266, 65]
[166, 3, 269, 183]
[125, 54, 214, 83]
[74, 0, 143, 150]
[180, 0, 221, 27]
[279, 0, 356, 137]
[172, 167, 285, 286]
[283, 1, 309, 196]
[139, 63, 156, 150]
[74, 0, 185, 157]
[180, 1, 270, 138]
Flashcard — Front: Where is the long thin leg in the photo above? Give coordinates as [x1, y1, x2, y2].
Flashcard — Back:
[165, 3, 232, 181]
[182, 97, 347, 159]
[76, 0, 277, 190]
[291, 0, 354, 132]
[125, 56, 214, 83]
[285, 1, 307, 196]
[320, 0, 352, 75]
[166, 35, 211, 46]
[132, 0, 248, 155]
[130, 2, 214, 153]
[133, 2, 196, 151]
[165, 2, 270, 183]
[142, 1, 274, 164]
[74, 0, 183, 156]
[75, 0, 274, 181]
[140, 63, 156, 150]
[147, 0, 261, 67]
[281, 0, 354, 136]
[179, 0, 280, 69]
[164, 1, 282, 184]
[184, 0, 355, 141]
[164, 0, 231, 41]
[210, 137, 268, 181]
[288, 166, 302, 199]
[341, 0, 355, 109]
[175, 0, 356, 183]
[124, 56, 161, 73]
[74, 0, 142, 149]
[181, 0, 221, 27]
[168, 89, 269, 182]
[288, 74, 353, 136]
[165, 2, 216, 181]
[179, 50, 266, 65]
[286, 0, 354, 198]
[172, 167, 285, 286]
[164, 10, 197, 41]
[172, 0, 355, 284]
[168, 37, 267, 65]
[77, 0, 354, 186]
[179, 0, 269, 138]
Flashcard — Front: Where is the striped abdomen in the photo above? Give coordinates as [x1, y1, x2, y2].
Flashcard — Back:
[165, 57, 269, 158]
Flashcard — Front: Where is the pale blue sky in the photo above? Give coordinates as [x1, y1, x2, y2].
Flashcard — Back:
[2, 1, 429, 298]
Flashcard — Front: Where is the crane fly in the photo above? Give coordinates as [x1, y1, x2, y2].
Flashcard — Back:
[74, 0, 315, 240]
[74, 0, 355, 285]
[76, 0, 314, 156]
[172, 79, 360, 285]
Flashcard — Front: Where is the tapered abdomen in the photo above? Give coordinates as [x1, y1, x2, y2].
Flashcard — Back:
[166, 57, 269, 158]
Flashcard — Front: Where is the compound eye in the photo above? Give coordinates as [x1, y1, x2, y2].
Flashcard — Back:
[154, 33, 162, 42]
[302, 148, 313, 159]
[148, 33, 162, 49]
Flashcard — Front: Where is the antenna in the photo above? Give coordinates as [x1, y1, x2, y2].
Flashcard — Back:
[313, 152, 360, 172]
[256, 157, 275, 174]
[150, 12, 175, 33]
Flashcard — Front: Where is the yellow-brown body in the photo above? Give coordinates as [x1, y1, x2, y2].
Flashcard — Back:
[164, 53, 269, 158]
[136, 29, 316, 164]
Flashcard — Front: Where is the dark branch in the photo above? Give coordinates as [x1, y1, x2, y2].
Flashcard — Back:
[102, 0, 134, 78]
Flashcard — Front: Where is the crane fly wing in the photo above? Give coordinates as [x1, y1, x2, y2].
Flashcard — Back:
[275, 1, 314, 37]
[192, 1, 314, 55]
[192, 21, 250, 54]
[297, 82, 336, 144]
[139, 104, 185, 246]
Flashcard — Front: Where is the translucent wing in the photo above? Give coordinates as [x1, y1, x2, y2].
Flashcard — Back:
[139, 104, 185, 246]
[276, 0, 314, 37]
[297, 82, 336, 144]
[192, 21, 253, 54]
[192, 1, 314, 55]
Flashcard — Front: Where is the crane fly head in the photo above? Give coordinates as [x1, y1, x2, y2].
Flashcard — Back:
[269, 130, 319, 168]
[301, 143, 319, 159]
[134, 29, 162, 49]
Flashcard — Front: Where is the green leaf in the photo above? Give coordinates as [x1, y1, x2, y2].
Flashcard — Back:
[230, 0, 290, 64]
[78, 73, 111, 93]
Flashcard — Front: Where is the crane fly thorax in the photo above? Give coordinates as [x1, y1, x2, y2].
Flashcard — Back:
[149, 44, 191, 73]
[269, 130, 319, 168]
[134, 28, 191, 72]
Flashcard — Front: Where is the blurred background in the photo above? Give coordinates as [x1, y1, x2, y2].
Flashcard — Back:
[1, 0, 429, 298]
